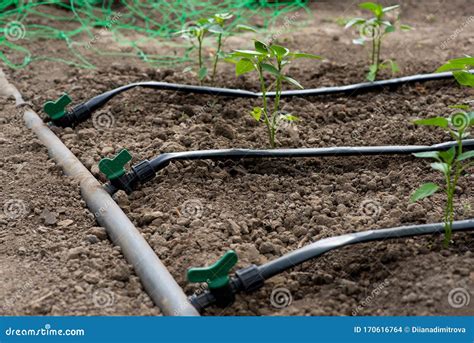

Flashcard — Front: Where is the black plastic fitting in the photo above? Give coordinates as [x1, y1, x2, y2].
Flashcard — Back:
[188, 265, 265, 312]
[51, 103, 92, 128]
[106, 160, 156, 194]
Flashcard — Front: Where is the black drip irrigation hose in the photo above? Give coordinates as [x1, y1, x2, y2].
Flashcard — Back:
[105, 139, 474, 194]
[46, 70, 474, 127]
[190, 219, 474, 312]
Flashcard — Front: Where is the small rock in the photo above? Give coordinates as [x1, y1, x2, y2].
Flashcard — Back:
[402, 292, 418, 303]
[227, 219, 240, 235]
[85, 234, 99, 244]
[18, 246, 26, 255]
[83, 272, 100, 284]
[340, 279, 359, 295]
[40, 209, 57, 225]
[111, 265, 130, 282]
[67, 247, 87, 260]
[259, 242, 275, 254]
[101, 146, 115, 155]
[57, 219, 74, 227]
[88, 227, 108, 240]
[454, 268, 469, 277]
[215, 122, 235, 140]
[30, 302, 51, 315]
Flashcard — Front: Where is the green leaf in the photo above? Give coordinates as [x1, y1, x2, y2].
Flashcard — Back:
[412, 151, 440, 160]
[198, 67, 208, 80]
[233, 50, 266, 57]
[382, 5, 400, 12]
[208, 24, 224, 34]
[352, 37, 366, 45]
[182, 66, 193, 73]
[439, 147, 456, 164]
[251, 107, 263, 121]
[448, 104, 471, 110]
[235, 58, 255, 76]
[381, 59, 399, 73]
[366, 64, 378, 81]
[281, 114, 298, 122]
[290, 52, 322, 60]
[283, 76, 303, 89]
[436, 57, 474, 72]
[453, 71, 474, 87]
[457, 150, 474, 161]
[385, 25, 396, 33]
[261, 63, 281, 77]
[270, 45, 289, 58]
[414, 117, 449, 128]
[254, 40, 269, 54]
[359, 2, 383, 16]
[235, 24, 257, 32]
[410, 183, 439, 202]
[400, 24, 412, 31]
[344, 17, 366, 29]
[430, 162, 449, 175]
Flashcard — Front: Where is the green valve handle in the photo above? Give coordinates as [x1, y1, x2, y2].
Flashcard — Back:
[187, 250, 238, 289]
[43, 93, 72, 120]
[98, 149, 132, 180]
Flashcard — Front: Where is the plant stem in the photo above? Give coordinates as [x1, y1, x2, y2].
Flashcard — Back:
[271, 62, 282, 149]
[373, 36, 381, 80]
[257, 64, 273, 148]
[198, 35, 203, 85]
[211, 33, 222, 84]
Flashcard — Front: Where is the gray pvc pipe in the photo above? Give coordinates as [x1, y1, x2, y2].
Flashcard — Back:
[23, 109, 199, 316]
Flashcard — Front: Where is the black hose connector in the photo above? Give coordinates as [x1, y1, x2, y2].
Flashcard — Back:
[188, 265, 265, 312]
[51, 103, 92, 128]
[235, 265, 265, 293]
[106, 160, 155, 194]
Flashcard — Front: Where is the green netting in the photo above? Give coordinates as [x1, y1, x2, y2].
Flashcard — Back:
[0, 0, 308, 70]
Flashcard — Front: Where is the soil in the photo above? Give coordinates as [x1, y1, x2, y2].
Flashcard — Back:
[1, 0, 473, 316]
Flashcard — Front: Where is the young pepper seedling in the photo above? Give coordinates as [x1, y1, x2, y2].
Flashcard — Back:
[226, 40, 321, 148]
[345, 2, 411, 81]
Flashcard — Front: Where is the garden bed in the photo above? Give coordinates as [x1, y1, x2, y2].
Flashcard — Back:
[2, 0, 473, 316]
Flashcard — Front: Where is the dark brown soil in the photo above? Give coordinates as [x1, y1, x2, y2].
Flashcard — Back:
[1, 0, 473, 316]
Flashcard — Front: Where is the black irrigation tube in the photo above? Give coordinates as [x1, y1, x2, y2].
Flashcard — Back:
[104, 139, 474, 194]
[45, 70, 474, 127]
[190, 219, 474, 312]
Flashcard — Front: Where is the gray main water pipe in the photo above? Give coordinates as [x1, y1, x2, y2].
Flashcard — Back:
[1, 68, 198, 315]
[0, 65, 198, 316]
[23, 109, 199, 316]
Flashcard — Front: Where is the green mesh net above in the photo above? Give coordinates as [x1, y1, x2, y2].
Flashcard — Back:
[0, 0, 308, 69]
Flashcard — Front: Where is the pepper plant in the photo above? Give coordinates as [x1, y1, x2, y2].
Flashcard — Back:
[410, 59, 474, 245]
[176, 13, 256, 83]
[436, 56, 474, 87]
[345, 2, 411, 81]
[226, 40, 321, 148]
